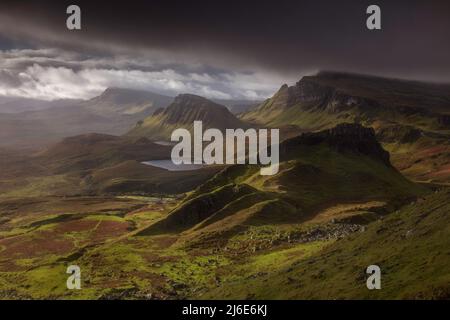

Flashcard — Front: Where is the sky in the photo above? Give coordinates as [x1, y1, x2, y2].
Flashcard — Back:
[0, 0, 449, 101]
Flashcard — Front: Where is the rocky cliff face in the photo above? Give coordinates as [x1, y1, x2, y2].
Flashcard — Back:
[261, 80, 332, 111]
[281, 123, 391, 166]
[242, 71, 450, 128]
[265, 76, 385, 115]
[284, 79, 332, 106]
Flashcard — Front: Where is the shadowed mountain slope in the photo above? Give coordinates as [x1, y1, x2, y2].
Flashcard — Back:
[128, 94, 247, 140]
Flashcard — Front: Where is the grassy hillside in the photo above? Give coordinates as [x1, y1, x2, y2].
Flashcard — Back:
[200, 189, 450, 299]
[0, 176, 442, 300]
[139, 124, 428, 246]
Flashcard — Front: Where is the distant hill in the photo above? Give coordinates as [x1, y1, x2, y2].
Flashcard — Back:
[213, 98, 261, 114]
[128, 94, 246, 140]
[0, 97, 82, 114]
[81, 87, 173, 117]
[0, 88, 173, 149]
[35, 133, 170, 173]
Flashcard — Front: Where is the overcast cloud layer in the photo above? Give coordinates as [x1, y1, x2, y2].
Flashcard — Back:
[0, 0, 449, 101]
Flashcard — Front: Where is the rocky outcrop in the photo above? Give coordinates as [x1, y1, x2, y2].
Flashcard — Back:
[281, 123, 391, 166]
[251, 74, 384, 118]
[275, 80, 333, 107]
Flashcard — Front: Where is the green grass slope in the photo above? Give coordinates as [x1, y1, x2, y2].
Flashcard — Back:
[200, 189, 450, 299]
[141, 124, 428, 245]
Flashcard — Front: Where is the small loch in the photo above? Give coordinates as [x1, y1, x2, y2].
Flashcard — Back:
[142, 160, 204, 171]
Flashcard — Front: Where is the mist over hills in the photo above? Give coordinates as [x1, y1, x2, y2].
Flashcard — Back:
[0, 88, 173, 148]
[81, 87, 173, 116]
[0, 88, 261, 149]
[0, 97, 83, 114]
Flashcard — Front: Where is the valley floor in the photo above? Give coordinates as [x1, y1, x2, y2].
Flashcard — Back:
[0, 188, 449, 299]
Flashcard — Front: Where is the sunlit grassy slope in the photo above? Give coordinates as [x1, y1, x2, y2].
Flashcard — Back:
[200, 189, 450, 299]
[140, 125, 428, 244]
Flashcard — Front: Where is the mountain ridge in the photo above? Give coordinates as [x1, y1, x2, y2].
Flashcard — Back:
[240, 71, 450, 183]
[242, 71, 450, 127]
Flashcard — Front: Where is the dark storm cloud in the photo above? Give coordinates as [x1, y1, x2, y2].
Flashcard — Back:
[0, 0, 449, 100]
[1, 0, 449, 77]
